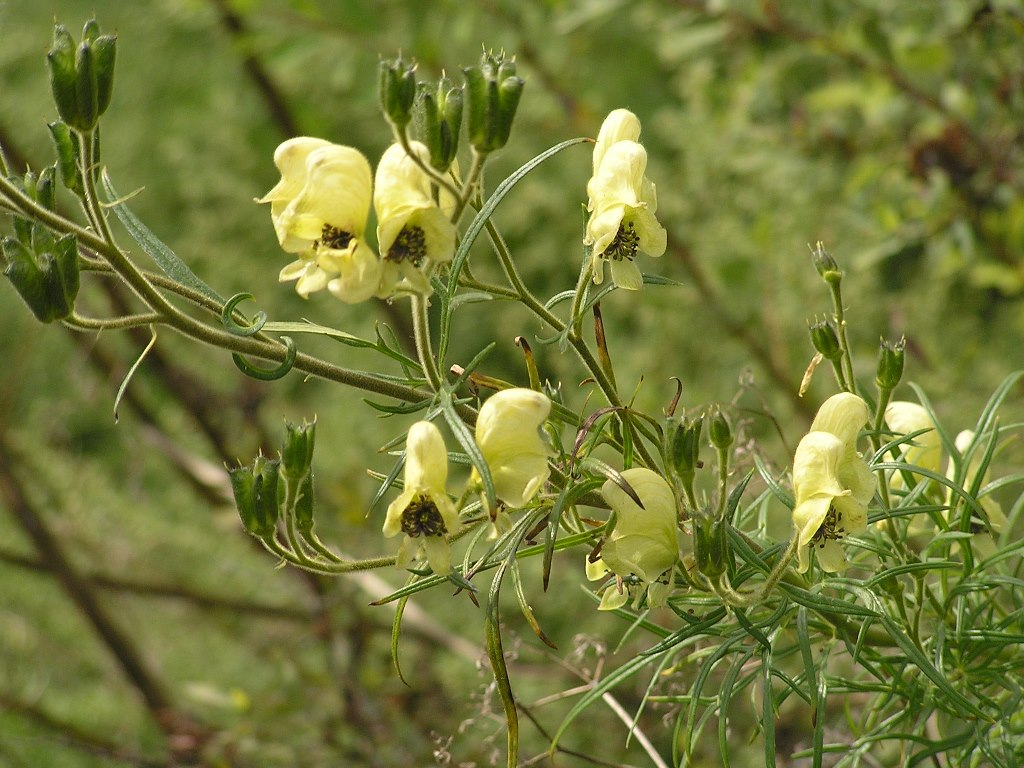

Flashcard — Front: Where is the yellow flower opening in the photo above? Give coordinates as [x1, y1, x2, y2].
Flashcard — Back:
[589, 468, 679, 610]
[374, 141, 457, 297]
[260, 137, 381, 303]
[584, 109, 666, 290]
[793, 393, 876, 573]
[382, 421, 458, 575]
[472, 388, 552, 509]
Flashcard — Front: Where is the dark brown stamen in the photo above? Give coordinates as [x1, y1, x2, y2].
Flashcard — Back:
[810, 506, 846, 549]
[400, 494, 447, 538]
[605, 221, 639, 262]
[386, 225, 427, 265]
[319, 224, 354, 250]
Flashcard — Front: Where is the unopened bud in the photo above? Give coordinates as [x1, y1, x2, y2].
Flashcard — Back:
[229, 455, 281, 539]
[876, 337, 906, 391]
[811, 242, 841, 285]
[415, 76, 463, 171]
[708, 407, 733, 451]
[379, 56, 418, 131]
[671, 414, 702, 479]
[693, 509, 729, 579]
[47, 21, 116, 132]
[809, 318, 842, 360]
[463, 51, 524, 154]
[281, 417, 316, 480]
[47, 122, 83, 195]
[2, 232, 80, 323]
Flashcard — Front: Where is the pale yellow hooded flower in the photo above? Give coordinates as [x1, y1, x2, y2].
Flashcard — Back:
[260, 137, 381, 302]
[374, 141, 457, 297]
[793, 393, 876, 573]
[584, 110, 666, 290]
[382, 421, 459, 575]
[472, 388, 552, 509]
[588, 468, 679, 610]
[884, 401, 942, 485]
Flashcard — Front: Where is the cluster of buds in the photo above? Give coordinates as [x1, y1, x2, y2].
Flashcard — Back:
[379, 50, 522, 163]
[1, 167, 80, 323]
[47, 20, 117, 133]
[229, 419, 317, 543]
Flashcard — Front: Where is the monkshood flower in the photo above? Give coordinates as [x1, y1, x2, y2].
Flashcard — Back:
[382, 421, 459, 575]
[472, 388, 551, 509]
[587, 468, 679, 610]
[793, 393, 876, 573]
[884, 401, 942, 497]
[584, 109, 666, 290]
[374, 141, 457, 296]
[260, 137, 381, 302]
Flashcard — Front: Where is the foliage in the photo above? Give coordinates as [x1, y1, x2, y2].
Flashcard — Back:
[1, 2, 1023, 767]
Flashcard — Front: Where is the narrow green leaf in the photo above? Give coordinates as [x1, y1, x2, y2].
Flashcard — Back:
[100, 170, 223, 303]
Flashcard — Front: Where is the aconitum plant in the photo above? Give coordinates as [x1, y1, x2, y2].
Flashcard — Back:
[2, 20, 1023, 768]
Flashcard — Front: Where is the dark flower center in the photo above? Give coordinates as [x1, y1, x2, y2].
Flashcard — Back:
[810, 505, 845, 548]
[400, 494, 447, 538]
[605, 221, 639, 262]
[317, 224, 354, 250]
[386, 225, 427, 266]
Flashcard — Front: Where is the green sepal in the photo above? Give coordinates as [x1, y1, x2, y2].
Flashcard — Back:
[693, 511, 729, 579]
[47, 24, 81, 129]
[229, 455, 281, 539]
[379, 56, 417, 130]
[3, 237, 50, 322]
[671, 414, 702, 479]
[48, 122, 83, 195]
[281, 417, 316, 481]
[2, 233, 80, 323]
[74, 38, 100, 131]
[463, 52, 524, 154]
[91, 33, 117, 117]
[293, 473, 315, 537]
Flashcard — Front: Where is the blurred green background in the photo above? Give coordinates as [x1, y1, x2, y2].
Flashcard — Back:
[1, 0, 1022, 765]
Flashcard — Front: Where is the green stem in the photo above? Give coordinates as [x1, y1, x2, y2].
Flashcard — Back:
[0, 174, 428, 403]
[483, 218, 658, 468]
[77, 130, 117, 247]
[828, 280, 858, 396]
[411, 292, 443, 393]
[65, 310, 162, 331]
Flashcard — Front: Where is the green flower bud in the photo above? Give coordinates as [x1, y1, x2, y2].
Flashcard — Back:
[414, 77, 463, 171]
[708, 407, 733, 451]
[229, 455, 281, 539]
[293, 473, 315, 536]
[47, 122, 83, 195]
[463, 51, 524, 154]
[809, 318, 842, 360]
[693, 510, 729, 580]
[46, 21, 117, 132]
[379, 56, 418, 131]
[671, 414, 703, 479]
[2, 232, 80, 323]
[876, 337, 906, 391]
[811, 241, 841, 285]
[281, 417, 316, 481]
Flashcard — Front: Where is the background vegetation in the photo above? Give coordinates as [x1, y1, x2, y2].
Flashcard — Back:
[0, 0, 1021, 765]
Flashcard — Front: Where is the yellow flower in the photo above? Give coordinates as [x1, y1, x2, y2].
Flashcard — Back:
[584, 110, 666, 290]
[472, 388, 551, 509]
[260, 137, 381, 302]
[382, 421, 459, 574]
[374, 142, 457, 296]
[793, 393, 876, 573]
[884, 402, 942, 484]
[589, 468, 679, 610]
